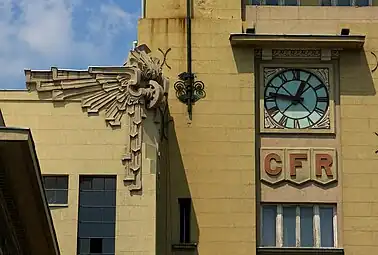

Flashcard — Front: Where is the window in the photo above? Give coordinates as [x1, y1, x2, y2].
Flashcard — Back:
[266, 0, 280, 4]
[283, 0, 298, 5]
[250, 0, 262, 4]
[179, 198, 191, 243]
[260, 204, 337, 248]
[321, 0, 332, 5]
[336, 0, 352, 5]
[355, 0, 369, 5]
[373, 0, 378, 5]
[42, 175, 68, 205]
[77, 176, 116, 255]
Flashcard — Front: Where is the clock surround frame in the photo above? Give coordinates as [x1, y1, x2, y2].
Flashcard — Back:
[259, 62, 336, 134]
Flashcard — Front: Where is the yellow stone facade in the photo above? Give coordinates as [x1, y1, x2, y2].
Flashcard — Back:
[1, 1, 378, 255]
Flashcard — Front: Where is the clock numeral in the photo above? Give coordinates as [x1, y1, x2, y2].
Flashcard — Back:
[278, 73, 288, 84]
[278, 115, 288, 126]
[307, 117, 315, 126]
[314, 84, 324, 90]
[317, 97, 328, 102]
[294, 119, 300, 129]
[292, 70, 300, 80]
[305, 73, 313, 83]
[265, 95, 275, 102]
[267, 106, 279, 117]
[314, 106, 326, 116]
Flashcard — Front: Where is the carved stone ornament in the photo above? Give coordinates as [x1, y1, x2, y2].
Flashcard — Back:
[25, 44, 169, 191]
[254, 48, 340, 60]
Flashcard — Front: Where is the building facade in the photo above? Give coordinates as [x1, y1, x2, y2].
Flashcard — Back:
[1, 0, 378, 255]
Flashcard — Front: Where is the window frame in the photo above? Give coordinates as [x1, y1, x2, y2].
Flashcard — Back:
[260, 204, 337, 248]
[77, 175, 117, 255]
[178, 198, 192, 244]
[42, 175, 69, 206]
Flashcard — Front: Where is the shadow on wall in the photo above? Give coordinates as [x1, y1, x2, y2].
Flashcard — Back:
[231, 46, 377, 97]
[156, 114, 199, 255]
[339, 50, 376, 96]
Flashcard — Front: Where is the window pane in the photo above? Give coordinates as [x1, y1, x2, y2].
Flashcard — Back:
[78, 238, 90, 253]
[103, 238, 115, 253]
[56, 176, 68, 189]
[320, 207, 334, 247]
[321, 0, 332, 5]
[43, 176, 56, 189]
[283, 206, 296, 247]
[266, 0, 279, 5]
[102, 207, 116, 222]
[92, 178, 104, 190]
[300, 207, 313, 247]
[55, 190, 68, 204]
[104, 191, 116, 206]
[105, 178, 116, 190]
[336, 0, 352, 5]
[80, 191, 104, 206]
[284, 0, 298, 5]
[80, 177, 92, 191]
[355, 0, 369, 5]
[261, 205, 276, 246]
[45, 190, 55, 204]
[79, 207, 102, 222]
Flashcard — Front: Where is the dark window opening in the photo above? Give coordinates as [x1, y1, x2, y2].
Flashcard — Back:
[90, 238, 103, 253]
[250, 0, 262, 4]
[42, 175, 68, 205]
[179, 198, 191, 243]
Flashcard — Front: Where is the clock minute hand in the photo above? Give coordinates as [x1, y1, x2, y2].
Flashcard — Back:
[269, 92, 297, 101]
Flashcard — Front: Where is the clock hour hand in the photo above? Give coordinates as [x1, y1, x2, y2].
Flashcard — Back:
[295, 81, 306, 99]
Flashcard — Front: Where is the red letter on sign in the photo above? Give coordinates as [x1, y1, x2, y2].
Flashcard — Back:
[315, 154, 333, 177]
[264, 153, 282, 176]
[289, 154, 308, 177]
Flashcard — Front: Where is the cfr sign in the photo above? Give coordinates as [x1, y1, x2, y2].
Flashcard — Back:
[260, 148, 337, 185]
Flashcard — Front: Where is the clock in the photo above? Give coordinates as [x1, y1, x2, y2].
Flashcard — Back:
[264, 69, 330, 129]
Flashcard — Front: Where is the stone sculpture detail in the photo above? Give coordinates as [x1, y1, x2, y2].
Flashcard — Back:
[25, 44, 169, 191]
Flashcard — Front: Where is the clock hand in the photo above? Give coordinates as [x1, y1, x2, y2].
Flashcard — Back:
[295, 81, 306, 98]
[269, 92, 303, 102]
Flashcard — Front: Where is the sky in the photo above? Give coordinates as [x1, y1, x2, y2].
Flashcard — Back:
[0, 0, 140, 89]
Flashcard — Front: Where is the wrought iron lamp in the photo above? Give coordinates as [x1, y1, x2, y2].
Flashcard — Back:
[173, 0, 206, 120]
[174, 72, 206, 120]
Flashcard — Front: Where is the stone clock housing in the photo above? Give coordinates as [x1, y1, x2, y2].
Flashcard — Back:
[260, 62, 336, 134]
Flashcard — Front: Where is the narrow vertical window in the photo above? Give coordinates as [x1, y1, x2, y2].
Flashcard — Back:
[283, 206, 296, 247]
[319, 206, 334, 247]
[261, 205, 277, 246]
[300, 207, 314, 247]
[179, 198, 191, 243]
[77, 176, 116, 255]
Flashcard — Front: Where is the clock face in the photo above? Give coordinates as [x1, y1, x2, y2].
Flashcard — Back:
[264, 69, 329, 129]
